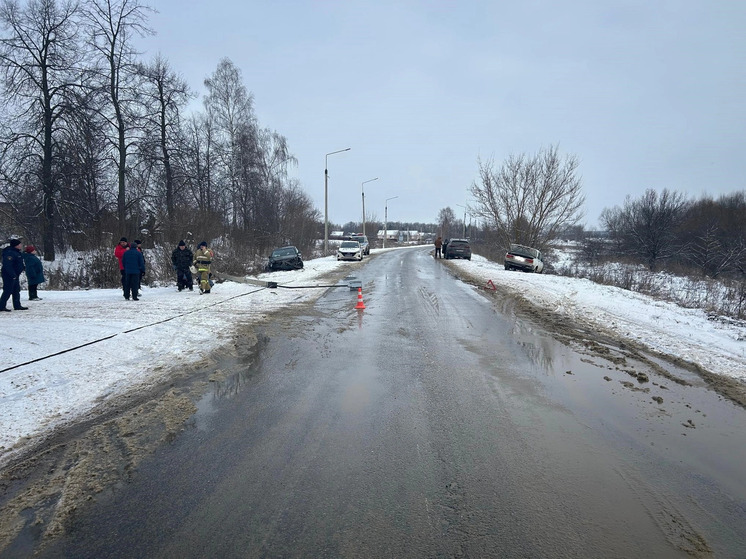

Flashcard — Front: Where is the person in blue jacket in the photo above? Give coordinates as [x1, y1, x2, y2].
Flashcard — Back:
[1, 238, 28, 311]
[22, 245, 45, 301]
[121, 241, 145, 301]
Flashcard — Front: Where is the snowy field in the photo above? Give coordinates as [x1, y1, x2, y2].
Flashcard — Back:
[1, 246, 744, 467]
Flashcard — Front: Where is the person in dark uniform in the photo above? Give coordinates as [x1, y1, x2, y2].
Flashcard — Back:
[1, 239, 28, 311]
[121, 241, 145, 300]
[22, 245, 45, 300]
[171, 240, 194, 291]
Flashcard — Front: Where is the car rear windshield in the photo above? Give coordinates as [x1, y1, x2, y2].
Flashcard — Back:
[450, 240, 469, 247]
[509, 245, 538, 258]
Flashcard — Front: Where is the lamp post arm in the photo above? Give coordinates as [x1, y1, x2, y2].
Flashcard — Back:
[361, 177, 378, 238]
[323, 148, 351, 255]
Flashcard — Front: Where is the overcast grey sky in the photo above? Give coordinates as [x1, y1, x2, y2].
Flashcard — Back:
[139, 1, 745, 228]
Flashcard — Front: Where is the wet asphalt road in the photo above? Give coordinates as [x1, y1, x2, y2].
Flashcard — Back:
[40, 247, 746, 558]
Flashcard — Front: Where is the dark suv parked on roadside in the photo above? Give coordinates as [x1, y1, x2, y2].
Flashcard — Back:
[444, 238, 471, 260]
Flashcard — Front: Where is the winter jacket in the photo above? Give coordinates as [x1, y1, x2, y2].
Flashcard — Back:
[1, 245, 25, 279]
[22, 252, 45, 285]
[193, 247, 214, 271]
[171, 246, 194, 271]
[114, 243, 129, 270]
[121, 247, 145, 275]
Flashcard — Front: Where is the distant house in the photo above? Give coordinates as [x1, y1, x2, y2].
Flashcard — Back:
[400, 230, 423, 242]
[377, 229, 399, 241]
[330, 231, 345, 239]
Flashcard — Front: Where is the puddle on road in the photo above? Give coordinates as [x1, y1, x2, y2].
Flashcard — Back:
[480, 310, 746, 512]
[192, 332, 270, 431]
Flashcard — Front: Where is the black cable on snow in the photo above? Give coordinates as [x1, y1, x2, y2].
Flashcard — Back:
[0, 285, 269, 374]
[0, 278, 354, 374]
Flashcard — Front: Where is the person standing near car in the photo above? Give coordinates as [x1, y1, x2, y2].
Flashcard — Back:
[121, 241, 145, 300]
[1, 239, 28, 311]
[171, 240, 194, 291]
[193, 241, 214, 294]
[434, 236, 442, 258]
[22, 245, 45, 301]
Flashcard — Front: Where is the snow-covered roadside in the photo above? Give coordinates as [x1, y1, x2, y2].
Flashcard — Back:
[0, 255, 350, 465]
[451, 254, 746, 384]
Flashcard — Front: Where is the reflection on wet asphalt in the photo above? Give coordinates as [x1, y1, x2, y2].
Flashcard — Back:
[38, 248, 746, 558]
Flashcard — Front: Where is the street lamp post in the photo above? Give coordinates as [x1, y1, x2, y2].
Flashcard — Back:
[324, 148, 351, 255]
[361, 177, 378, 238]
[383, 196, 398, 249]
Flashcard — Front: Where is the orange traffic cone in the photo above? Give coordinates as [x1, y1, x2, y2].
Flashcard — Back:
[355, 287, 366, 310]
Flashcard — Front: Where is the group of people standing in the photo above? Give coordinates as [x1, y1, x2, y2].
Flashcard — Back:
[1, 238, 46, 312]
[113, 238, 215, 301]
[114, 237, 145, 300]
[169, 240, 214, 293]
[3, 235, 216, 310]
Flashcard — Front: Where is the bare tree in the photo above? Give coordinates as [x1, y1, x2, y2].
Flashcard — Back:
[438, 206, 456, 238]
[601, 188, 689, 271]
[83, 0, 153, 228]
[0, 0, 83, 260]
[470, 144, 585, 250]
[179, 112, 212, 212]
[203, 58, 256, 228]
[56, 93, 114, 246]
[138, 54, 191, 222]
[679, 192, 746, 278]
[276, 179, 319, 255]
[252, 127, 296, 243]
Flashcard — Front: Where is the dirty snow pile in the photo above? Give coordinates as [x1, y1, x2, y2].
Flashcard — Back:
[1, 247, 745, 468]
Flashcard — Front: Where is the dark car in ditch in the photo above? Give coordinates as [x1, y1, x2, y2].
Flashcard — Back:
[266, 246, 304, 271]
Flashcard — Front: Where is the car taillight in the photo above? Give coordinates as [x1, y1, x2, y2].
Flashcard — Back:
[506, 254, 513, 259]
[526, 258, 533, 263]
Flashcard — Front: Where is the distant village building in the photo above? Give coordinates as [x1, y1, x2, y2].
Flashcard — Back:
[376, 230, 426, 243]
[377, 230, 399, 241]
